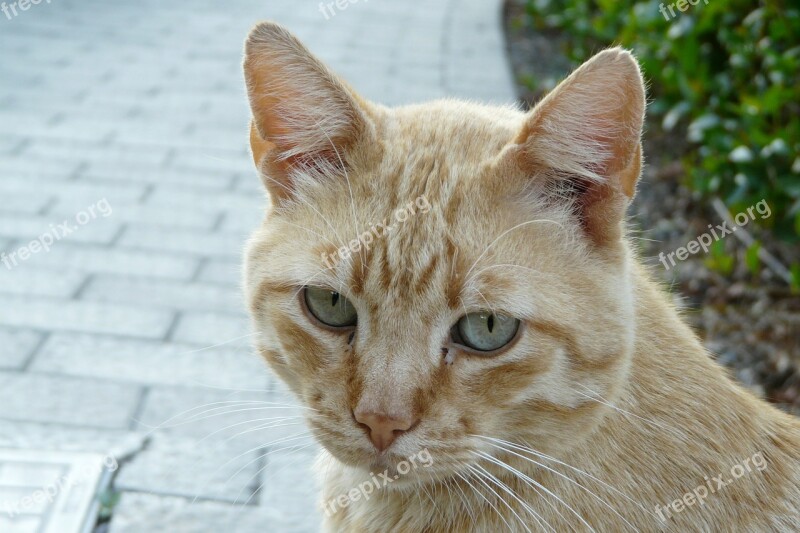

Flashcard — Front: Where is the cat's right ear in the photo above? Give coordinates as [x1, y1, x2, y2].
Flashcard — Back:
[510, 47, 646, 246]
[243, 22, 373, 203]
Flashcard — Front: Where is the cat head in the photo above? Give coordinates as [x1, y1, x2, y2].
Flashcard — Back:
[243, 22, 645, 480]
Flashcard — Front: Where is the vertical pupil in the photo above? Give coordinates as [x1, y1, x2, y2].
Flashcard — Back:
[331, 292, 340, 307]
[487, 314, 494, 333]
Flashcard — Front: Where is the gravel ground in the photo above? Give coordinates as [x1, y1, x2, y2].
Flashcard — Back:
[504, 0, 800, 415]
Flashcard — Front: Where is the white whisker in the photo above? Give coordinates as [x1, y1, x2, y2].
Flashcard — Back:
[467, 463, 533, 533]
[474, 450, 585, 532]
[464, 219, 563, 282]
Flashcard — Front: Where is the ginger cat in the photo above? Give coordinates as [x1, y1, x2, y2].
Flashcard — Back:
[242, 22, 800, 532]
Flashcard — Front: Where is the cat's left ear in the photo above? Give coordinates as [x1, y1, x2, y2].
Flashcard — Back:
[512, 47, 645, 245]
[243, 22, 374, 202]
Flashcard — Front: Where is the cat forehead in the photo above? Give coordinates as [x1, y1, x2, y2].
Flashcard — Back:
[381, 100, 523, 159]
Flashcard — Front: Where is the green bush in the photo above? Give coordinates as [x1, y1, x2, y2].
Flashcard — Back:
[523, 0, 800, 242]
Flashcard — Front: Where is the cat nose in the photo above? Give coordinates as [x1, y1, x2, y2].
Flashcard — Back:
[353, 410, 418, 452]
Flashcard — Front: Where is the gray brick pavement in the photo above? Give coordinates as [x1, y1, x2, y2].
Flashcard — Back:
[0, 0, 516, 530]
[0, 372, 141, 429]
[0, 327, 42, 370]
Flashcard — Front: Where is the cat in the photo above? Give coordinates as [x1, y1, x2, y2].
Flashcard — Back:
[242, 21, 800, 532]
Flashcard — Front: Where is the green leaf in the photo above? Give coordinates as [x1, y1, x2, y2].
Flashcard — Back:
[745, 241, 761, 275]
[791, 264, 800, 293]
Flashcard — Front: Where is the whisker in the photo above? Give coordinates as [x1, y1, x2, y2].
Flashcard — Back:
[177, 332, 261, 355]
[189, 414, 307, 446]
[281, 219, 342, 253]
[132, 399, 281, 432]
[238, 441, 318, 506]
[476, 437, 644, 529]
[474, 450, 585, 532]
[466, 263, 544, 285]
[142, 405, 310, 431]
[456, 470, 515, 532]
[447, 474, 478, 523]
[464, 219, 564, 282]
[220, 433, 315, 492]
[575, 384, 682, 439]
[472, 461, 552, 533]
[291, 266, 340, 300]
[467, 464, 533, 533]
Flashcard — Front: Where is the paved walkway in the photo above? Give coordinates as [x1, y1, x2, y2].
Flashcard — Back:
[0, 0, 515, 530]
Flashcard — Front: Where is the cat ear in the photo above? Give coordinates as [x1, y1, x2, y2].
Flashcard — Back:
[514, 47, 645, 245]
[243, 22, 372, 202]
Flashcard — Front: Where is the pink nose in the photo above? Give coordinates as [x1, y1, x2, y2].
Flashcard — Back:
[353, 410, 418, 452]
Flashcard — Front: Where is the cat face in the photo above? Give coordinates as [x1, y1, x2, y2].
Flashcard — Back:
[243, 23, 645, 481]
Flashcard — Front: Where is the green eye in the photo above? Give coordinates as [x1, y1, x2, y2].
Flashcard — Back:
[454, 312, 520, 352]
[304, 287, 357, 328]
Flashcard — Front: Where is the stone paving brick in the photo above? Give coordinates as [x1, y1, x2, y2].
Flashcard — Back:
[0, 327, 42, 370]
[51, 202, 218, 231]
[231, 173, 264, 195]
[0, 267, 86, 298]
[29, 243, 200, 280]
[0, 295, 174, 339]
[80, 275, 245, 314]
[21, 139, 171, 169]
[167, 149, 254, 176]
[176, 128, 251, 153]
[258, 447, 323, 531]
[0, 175, 147, 206]
[195, 258, 242, 286]
[111, 122, 197, 147]
[42, 117, 119, 143]
[218, 207, 264, 234]
[0, 372, 141, 429]
[0, 213, 121, 245]
[109, 492, 283, 533]
[145, 184, 266, 214]
[84, 164, 235, 191]
[0, 419, 145, 458]
[32, 333, 267, 389]
[114, 433, 265, 503]
[118, 226, 247, 260]
[0, 110, 54, 138]
[0, 156, 82, 180]
[0, 193, 53, 216]
[170, 311, 252, 347]
[0, 135, 22, 155]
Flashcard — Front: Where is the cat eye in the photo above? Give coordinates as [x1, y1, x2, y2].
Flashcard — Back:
[303, 287, 357, 328]
[452, 312, 520, 352]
